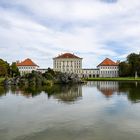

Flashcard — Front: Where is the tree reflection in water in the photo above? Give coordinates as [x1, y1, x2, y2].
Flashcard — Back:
[118, 82, 140, 103]
[0, 86, 9, 97]
[0, 81, 140, 103]
[0, 84, 82, 103]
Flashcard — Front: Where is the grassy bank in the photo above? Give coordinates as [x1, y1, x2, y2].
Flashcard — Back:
[86, 77, 140, 81]
[0, 78, 5, 85]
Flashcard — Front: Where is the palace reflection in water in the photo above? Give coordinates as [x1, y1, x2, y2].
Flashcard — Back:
[0, 81, 140, 103]
[87, 81, 119, 97]
[87, 81, 140, 103]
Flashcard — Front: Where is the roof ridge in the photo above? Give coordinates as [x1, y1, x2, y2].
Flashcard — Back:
[54, 53, 82, 59]
[97, 58, 118, 66]
[16, 58, 39, 67]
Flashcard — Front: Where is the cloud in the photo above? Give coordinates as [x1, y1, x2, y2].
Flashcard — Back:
[0, 0, 140, 68]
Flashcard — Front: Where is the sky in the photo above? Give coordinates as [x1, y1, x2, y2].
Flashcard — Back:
[0, 0, 140, 68]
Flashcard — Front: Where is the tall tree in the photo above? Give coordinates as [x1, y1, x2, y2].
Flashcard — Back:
[10, 62, 20, 77]
[0, 59, 10, 77]
[119, 62, 131, 77]
[119, 53, 140, 77]
[127, 53, 140, 76]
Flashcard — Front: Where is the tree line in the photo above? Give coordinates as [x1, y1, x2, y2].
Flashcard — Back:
[119, 53, 140, 77]
[0, 59, 19, 77]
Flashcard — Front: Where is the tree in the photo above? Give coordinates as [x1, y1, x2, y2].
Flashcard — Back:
[119, 53, 140, 77]
[119, 62, 131, 77]
[42, 68, 56, 80]
[10, 62, 20, 77]
[0, 59, 10, 77]
[127, 53, 140, 76]
[47, 68, 56, 76]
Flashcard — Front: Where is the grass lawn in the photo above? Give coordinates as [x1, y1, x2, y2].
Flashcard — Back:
[0, 78, 5, 85]
[86, 77, 140, 81]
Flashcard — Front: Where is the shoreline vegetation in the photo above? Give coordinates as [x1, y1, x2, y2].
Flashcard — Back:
[0, 69, 83, 86]
[1, 77, 140, 86]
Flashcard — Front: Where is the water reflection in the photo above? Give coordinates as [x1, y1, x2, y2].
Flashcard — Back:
[1, 82, 140, 140]
[118, 82, 140, 103]
[97, 81, 119, 97]
[11, 86, 45, 98]
[0, 81, 140, 103]
[96, 81, 140, 103]
[0, 86, 8, 97]
[0, 84, 82, 103]
[52, 85, 82, 103]
[85, 81, 140, 103]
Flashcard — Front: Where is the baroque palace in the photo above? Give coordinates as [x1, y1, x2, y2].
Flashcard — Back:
[16, 53, 119, 77]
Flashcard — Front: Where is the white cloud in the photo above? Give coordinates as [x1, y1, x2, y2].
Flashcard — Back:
[8, 0, 140, 21]
[0, 0, 140, 67]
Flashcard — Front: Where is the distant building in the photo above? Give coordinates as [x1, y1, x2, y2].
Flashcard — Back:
[53, 53, 119, 78]
[82, 69, 99, 78]
[17, 54, 119, 77]
[16, 58, 39, 75]
[53, 53, 82, 76]
[97, 58, 119, 77]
